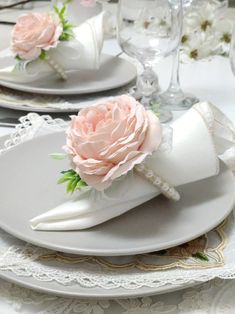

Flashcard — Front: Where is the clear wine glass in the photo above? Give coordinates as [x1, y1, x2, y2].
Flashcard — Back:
[230, 25, 235, 77]
[117, 0, 183, 122]
[155, 0, 198, 111]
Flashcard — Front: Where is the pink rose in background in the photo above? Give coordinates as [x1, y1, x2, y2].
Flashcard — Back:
[65, 95, 162, 191]
[11, 13, 63, 61]
[80, 0, 96, 7]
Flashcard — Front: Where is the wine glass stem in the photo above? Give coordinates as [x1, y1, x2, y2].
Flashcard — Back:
[137, 63, 159, 94]
[135, 63, 159, 108]
[167, 47, 183, 95]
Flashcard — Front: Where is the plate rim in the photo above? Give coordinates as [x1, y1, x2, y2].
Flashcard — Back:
[0, 131, 235, 256]
[0, 54, 137, 96]
[0, 100, 83, 113]
[0, 269, 202, 299]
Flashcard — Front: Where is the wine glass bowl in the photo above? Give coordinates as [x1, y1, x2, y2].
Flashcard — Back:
[118, 2, 181, 63]
[117, 0, 182, 122]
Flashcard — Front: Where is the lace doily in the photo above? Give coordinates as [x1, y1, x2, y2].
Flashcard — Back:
[1, 112, 235, 290]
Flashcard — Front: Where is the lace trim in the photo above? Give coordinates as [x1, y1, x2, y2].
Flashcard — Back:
[194, 102, 235, 172]
[0, 113, 67, 155]
[193, 104, 220, 174]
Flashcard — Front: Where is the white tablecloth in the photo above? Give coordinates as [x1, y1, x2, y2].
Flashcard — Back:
[1, 2, 235, 313]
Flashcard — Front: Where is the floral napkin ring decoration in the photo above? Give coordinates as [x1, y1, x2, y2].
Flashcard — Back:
[52, 95, 180, 201]
[11, 5, 74, 80]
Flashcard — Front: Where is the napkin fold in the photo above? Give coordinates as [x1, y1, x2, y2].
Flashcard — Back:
[30, 102, 235, 231]
[0, 12, 105, 83]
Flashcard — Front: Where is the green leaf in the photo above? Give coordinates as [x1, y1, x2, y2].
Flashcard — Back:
[58, 170, 77, 184]
[64, 23, 75, 30]
[58, 175, 73, 184]
[59, 172, 75, 179]
[59, 33, 70, 41]
[70, 178, 79, 193]
[61, 170, 72, 175]
[61, 169, 76, 176]
[66, 179, 75, 193]
[39, 50, 46, 60]
[60, 5, 66, 17]
[53, 5, 60, 16]
[49, 153, 67, 160]
[15, 55, 23, 61]
[53, 4, 74, 42]
[57, 169, 87, 194]
[77, 180, 87, 189]
[192, 252, 209, 262]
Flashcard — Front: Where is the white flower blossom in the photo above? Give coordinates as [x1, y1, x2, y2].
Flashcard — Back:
[184, 2, 217, 33]
[213, 19, 233, 55]
[134, 7, 171, 36]
[181, 32, 215, 61]
[180, 0, 232, 61]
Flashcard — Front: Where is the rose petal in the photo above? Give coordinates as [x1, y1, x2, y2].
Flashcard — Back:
[140, 111, 162, 152]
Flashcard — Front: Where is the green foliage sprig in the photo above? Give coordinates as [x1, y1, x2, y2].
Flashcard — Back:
[50, 153, 87, 194]
[53, 5, 74, 41]
[58, 169, 87, 194]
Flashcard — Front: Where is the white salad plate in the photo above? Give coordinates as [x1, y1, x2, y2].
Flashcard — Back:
[0, 54, 136, 95]
[0, 131, 234, 257]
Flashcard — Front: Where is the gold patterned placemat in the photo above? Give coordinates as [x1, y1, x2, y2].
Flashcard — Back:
[38, 216, 232, 272]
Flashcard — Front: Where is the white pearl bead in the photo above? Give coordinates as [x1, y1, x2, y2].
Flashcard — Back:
[162, 183, 169, 191]
[146, 170, 153, 178]
[153, 177, 161, 185]
[134, 163, 180, 201]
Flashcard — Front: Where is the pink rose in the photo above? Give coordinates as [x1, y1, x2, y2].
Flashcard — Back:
[11, 12, 63, 61]
[80, 0, 96, 7]
[65, 95, 162, 191]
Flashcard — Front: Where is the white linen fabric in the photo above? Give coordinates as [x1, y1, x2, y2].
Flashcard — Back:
[30, 101, 235, 231]
[0, 12, 105, 83]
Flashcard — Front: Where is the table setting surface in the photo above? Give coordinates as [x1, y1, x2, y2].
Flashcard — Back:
[1, 1, 235, 313]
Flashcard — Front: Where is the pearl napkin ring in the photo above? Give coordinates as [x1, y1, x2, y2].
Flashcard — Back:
[135, 163, 180, 201]
[44, 55, 67, 80]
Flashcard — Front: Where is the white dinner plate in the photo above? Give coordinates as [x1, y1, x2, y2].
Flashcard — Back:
[0, 54, 136, 95]
[0, 131, 234, 256]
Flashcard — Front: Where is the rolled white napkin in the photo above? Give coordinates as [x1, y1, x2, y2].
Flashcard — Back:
[0, 12, 105, 83]
[30, 102, 235, 231]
